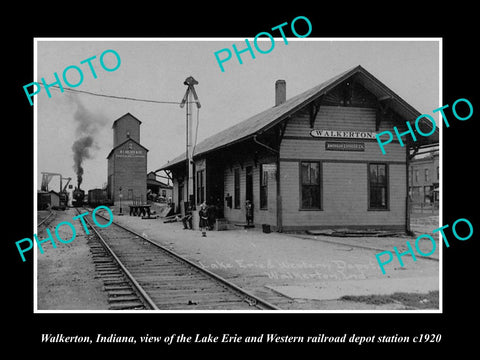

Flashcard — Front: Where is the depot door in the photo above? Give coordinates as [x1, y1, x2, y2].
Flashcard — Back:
[205, 159, 224, 218]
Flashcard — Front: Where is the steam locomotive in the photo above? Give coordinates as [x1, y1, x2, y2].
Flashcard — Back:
[72, 187, 86, 207]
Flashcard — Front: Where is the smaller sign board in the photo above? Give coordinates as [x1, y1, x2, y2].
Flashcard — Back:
[325, 141, 365, 151]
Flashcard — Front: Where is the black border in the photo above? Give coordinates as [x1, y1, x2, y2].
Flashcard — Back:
[8, 7, 478, 354]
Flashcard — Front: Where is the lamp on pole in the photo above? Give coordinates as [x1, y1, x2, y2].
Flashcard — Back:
[180, 76, 201, 212]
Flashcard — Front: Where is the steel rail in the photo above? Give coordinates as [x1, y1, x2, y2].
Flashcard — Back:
[76, 208, 160, 310]
[94, 209, 280, 310]
[38, 210, 55, 228]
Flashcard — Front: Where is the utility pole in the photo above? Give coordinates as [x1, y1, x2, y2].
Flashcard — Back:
[180, 76, 201, 212]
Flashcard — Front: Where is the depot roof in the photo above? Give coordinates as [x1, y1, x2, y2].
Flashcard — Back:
[158, 65, 438, 171]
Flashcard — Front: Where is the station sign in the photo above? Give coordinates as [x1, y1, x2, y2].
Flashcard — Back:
[310, 129, 377, 139]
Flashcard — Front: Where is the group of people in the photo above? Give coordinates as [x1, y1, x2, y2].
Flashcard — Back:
[182, 200, 254, 237]
[182, 202, 214, 237]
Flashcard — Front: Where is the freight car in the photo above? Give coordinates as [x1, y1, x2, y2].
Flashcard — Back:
[72, 188, 85, 207]
[88, 188, 113, 207]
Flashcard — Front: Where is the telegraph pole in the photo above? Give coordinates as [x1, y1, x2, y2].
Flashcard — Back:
[180, 76, 201, 211]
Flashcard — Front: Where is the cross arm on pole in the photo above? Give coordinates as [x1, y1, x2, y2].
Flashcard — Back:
[180, 76, 201, 109]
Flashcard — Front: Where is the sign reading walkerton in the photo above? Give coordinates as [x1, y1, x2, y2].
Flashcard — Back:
[310, 129, 377, 139]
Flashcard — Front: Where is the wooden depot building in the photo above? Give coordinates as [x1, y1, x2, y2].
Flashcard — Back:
[158, 65, 438, 232]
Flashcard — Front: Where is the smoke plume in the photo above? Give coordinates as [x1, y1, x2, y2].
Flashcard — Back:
[72, 136, 94, 188]
[70, 97, 108, 188]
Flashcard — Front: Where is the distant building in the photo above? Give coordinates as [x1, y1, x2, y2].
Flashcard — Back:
[107, 113, 148, 204]
[48, 190, 60, 208]
[159, 65, 438, 232]
[409, 147, 439, 204]
[147, 171, 173, 200]
[37, 190, 61, 210]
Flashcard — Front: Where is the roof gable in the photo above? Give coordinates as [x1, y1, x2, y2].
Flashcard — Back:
[106, 137, 149, 159]
[160, 65, 437, 170]
[112, 112, 142, 128]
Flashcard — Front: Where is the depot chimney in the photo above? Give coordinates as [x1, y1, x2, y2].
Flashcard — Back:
[275, 80, 286, 106]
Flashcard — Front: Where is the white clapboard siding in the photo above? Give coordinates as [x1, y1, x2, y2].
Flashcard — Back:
[279, 104, 407, 230]
[279, 161, 406, 228]
[223, 158, 277, 226]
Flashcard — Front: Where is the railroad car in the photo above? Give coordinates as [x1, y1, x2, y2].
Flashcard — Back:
[88, 188, 113, 207]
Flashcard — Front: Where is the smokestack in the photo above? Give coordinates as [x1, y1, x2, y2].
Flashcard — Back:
[275, 80, 286, 106]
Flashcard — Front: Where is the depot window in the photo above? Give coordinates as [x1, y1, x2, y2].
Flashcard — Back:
[368, 163, 389, 210]
[300, 161, 321, 210]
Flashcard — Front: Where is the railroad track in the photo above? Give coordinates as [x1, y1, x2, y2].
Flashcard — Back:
[77, 208, 280, 311]
[38, 210, 55, 228]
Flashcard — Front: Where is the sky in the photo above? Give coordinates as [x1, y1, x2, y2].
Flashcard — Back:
[35, 38, 440, 194]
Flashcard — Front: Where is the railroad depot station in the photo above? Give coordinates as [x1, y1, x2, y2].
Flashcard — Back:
[154, 65, 438, 233]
